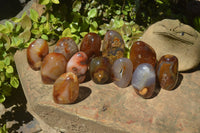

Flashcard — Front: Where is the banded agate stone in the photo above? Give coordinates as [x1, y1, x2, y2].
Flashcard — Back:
[132, 63, 156, 99]
[89, 57, 111, 84]
[111, 58, 133, 88]
[156, 54, 178, 90]
[102, 30, 125, 64]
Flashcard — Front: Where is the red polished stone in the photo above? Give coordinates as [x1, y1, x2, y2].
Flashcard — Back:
[66, 51, 88, 83]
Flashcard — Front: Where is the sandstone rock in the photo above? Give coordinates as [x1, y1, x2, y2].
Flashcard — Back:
[141, 19, 200, 71]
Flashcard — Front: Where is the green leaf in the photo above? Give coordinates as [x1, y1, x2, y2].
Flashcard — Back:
[41, 34, 48, 40]
[88, 8, 97, 19]
[156, 0, 163, 4]
[40, 16, 47, 23]
[98, 29, 106, 36]
[80, 32, 88, 37]
[5, 21, 14, 33]
[0, 34, 11, 50]
[43, 22, 50, 34]
[70, 22, 79, 33]
[11, 37, 23, 47]
[115, 10, 121, 15]
[51, 0, 60, 4]
[72, 0, 82, 12]
[10, 76, 19, 88]
[0, 61, 4, 71]
[39, 0, 50, 5]
[0, 94, 5, 103]
[6, 66, 13, 74]
[19, 29, 31, 42]
[0, 24, 6, 33]
[0, 72, 5, 82]
[11, 11, 27, 23]
[30, 9, 39, 22]
[31, 29, 41, 35]
[90, 21, 98, 29]
[4, 57, 10, 66]
[0, 124, 7, 132]
[15, 24, 21, 33]
[62, 28, 72, 37]
[20, 15, 32, 30]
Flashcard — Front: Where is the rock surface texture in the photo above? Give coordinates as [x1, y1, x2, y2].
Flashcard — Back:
[14, 48, 200, 133]
[141, 19, 200, 71]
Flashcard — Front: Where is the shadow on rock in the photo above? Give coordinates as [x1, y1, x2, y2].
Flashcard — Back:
[0, 85, 34, 132]
[73, 86, 92, 104]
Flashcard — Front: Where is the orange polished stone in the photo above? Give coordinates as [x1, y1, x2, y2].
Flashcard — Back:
[27, 39, 49, 71]
[53, 72, 79, 104]
[130, 41, 157, 72]
[41, 53, 67, 84]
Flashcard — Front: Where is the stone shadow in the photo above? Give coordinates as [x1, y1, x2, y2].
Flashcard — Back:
[0, 85, 35, 132]
[73, 86, 92, 104]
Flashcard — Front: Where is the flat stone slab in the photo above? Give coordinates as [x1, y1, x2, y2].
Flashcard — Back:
[14, 49, 200, 133]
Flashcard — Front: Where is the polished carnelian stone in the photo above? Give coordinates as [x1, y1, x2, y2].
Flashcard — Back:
[54, 37, 78, 61]
[27, 39, 49, 71]
[80, 33, 101, 61]
[41, 53, 67, 84]
[53, 72, 79, 104]
[156, 54, 178, 90]
[130, 41, 156, 72]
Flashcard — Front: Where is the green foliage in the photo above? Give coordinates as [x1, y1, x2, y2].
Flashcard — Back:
[0, 124, 8, 133]
[194, 17, 200, 32]
[135, 0, 187, 27]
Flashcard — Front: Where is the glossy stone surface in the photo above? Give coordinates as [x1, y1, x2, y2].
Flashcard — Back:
[15, 48, 200, 133]
[27, 39, 49, 70]
[130, 41, 156, 72]
[132, 63, 156, 99]
[80, 33, 101, 61]
[156, 54, 179, 90]
[66, 51, 88, 83]
[111, 58, 133, 88]
[89, 57, 111, 84]
[41, 53, 67, 84]
[102, 30, 125, 64]
[53, 72, 79, 104]
[54, 37, 78, 61]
